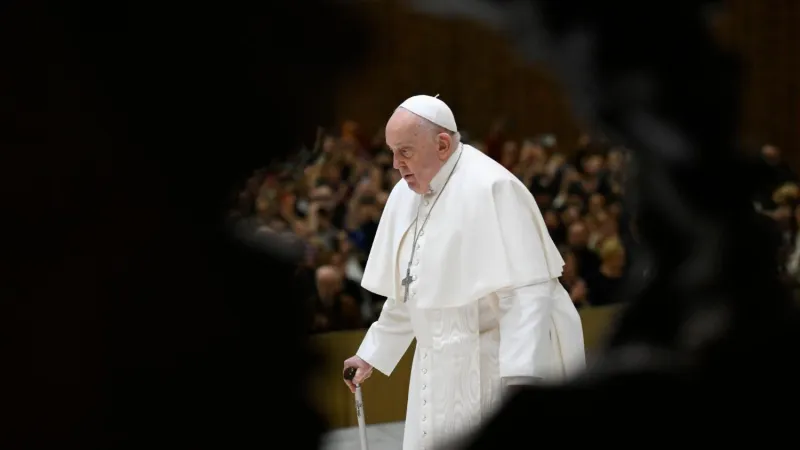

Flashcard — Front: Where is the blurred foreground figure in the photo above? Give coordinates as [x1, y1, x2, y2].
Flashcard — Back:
[0, 1, 365, 448]
[342, 95, 584, 449]
[407, 0, 800, 445]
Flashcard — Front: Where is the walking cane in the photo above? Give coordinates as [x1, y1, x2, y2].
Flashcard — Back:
[343, 367, 370, 450]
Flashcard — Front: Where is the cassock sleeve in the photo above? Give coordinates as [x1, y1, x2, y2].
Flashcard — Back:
[356, 297, 415, 376]
[496, 280, 556, 381]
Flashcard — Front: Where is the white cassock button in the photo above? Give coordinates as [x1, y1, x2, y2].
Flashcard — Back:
[419, 230, 424, 236]
[422, 369, 427, 374]
[423, 431, 427, 436]
[416, 244, 421, 250]
[422, 384, 426, 390]
[424, 200, 430, 206]
[414, 260, 420, 266]
[412, 275, 417, 281]
[422, 352, 427, 359]
[422, 415, 427, 422]
[423, 400, 427, 406]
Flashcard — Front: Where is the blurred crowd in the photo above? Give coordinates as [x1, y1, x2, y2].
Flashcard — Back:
[755, 144, 800, 286]
[227, 121, 797, 334]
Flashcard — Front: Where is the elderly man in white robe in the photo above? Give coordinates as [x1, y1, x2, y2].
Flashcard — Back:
[343, 95, 585, 450]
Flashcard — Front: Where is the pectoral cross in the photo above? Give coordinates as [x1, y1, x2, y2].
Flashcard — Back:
[401, 266, 414, 303]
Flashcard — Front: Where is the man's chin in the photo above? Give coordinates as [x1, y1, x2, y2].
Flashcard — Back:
[405, 180, 426, 194]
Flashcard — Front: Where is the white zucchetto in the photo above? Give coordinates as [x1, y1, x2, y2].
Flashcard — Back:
[398, 94, 458, 133]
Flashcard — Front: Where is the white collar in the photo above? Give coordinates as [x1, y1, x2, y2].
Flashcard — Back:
[427, 143, 462, 195]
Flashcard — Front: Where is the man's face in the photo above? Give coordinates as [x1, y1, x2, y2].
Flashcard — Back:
[316, 269, 342, 302]
[385, 109, 450, 194]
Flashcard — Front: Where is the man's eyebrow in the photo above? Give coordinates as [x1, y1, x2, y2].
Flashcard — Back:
[389, 144, 411, 152]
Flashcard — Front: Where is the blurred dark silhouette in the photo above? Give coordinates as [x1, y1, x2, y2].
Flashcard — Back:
[0, 1, 368, 448]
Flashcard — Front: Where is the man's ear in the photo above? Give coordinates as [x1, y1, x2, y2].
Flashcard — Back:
[437, 133, 451, 157]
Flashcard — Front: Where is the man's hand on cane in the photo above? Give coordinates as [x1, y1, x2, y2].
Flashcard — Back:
[343, 355, 373, 393]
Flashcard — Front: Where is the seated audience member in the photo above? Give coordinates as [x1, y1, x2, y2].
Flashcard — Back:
[543, 209, 566, 244]
[586, 237, 626, 306]
[560, 250, 589, 308]
[567, 221, 601, 281]
[588, 210, 619, 250]
[311, 265, 363, 333]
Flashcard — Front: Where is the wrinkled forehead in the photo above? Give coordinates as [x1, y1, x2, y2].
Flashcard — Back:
[385, 108, 426, 148]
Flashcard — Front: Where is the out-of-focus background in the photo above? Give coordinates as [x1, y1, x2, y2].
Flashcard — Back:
[221, 0, 800, 445]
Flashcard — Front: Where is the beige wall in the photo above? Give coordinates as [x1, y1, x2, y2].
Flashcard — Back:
[330, 0, 581, 145]
[331, 0, 800, 160]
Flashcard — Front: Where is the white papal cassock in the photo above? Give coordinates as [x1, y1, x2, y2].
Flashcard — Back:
[356, 144, 585, 450]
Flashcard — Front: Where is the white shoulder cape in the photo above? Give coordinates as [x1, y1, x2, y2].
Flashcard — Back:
[361, 145, 564, 309]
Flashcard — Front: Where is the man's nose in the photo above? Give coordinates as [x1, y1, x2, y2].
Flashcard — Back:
[393, 156, 403, 170]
